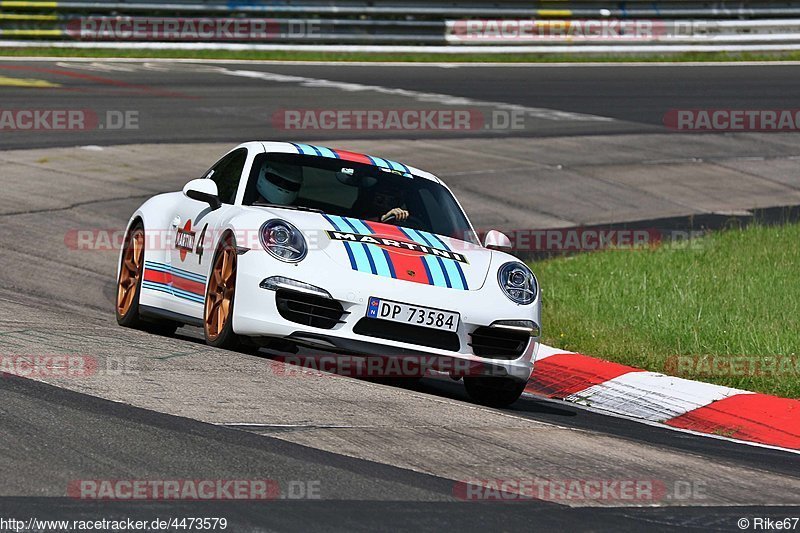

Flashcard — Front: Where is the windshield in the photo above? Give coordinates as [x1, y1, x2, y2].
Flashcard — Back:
[243, 152, 478, 243]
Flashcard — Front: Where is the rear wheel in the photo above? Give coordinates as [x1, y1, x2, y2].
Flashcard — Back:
[204, 236, 242, 349]
[116, 222, 178, 335]
[464, 376, 527, 408]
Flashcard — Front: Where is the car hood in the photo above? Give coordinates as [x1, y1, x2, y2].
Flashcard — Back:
[243, 207, 493, 291]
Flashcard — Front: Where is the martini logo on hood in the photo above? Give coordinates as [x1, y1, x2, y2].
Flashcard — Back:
[327, 230, 468, 264]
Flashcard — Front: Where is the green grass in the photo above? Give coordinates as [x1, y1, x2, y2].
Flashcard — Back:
[531, 223, 800, 398]
[4, 46, 800, 63]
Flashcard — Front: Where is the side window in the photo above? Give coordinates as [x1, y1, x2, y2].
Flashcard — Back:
[207, 148, 247, 204]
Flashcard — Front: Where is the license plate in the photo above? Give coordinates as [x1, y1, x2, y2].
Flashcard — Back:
[366, 297, 459, 333]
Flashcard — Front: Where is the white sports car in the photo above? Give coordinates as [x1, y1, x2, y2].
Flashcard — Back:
[116, 141, 540, 406]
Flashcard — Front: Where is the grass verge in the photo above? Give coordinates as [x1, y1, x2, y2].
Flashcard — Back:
[3, 46, 800, 63]
[531, 223, 800, 398]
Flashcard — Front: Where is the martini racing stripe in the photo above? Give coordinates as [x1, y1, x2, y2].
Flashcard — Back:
[290, 142, 339, 159]
[142, 270, 204, 298]
[424, 230, 469, 291]
[340, 217, 395, 279]
[333, 149, 372, 166]
[362, 221, 433, 286]
[323, 215, 467, 290]
[416, 229, 469, 291]
[384, 158, 411, 174]
[402, 229, 468, 290]
[142, 261, 206, 304]
[323, 214, 377, 276]
[322, 214, 357, 270]
[367, 154, 391, 168]
[144, 261, 205, 283]
[398, 227, 452, 289]
[142, 281, 205, 304]
[287, 142, 412, 176]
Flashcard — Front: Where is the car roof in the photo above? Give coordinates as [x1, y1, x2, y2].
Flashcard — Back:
[256, 141, 442, 184]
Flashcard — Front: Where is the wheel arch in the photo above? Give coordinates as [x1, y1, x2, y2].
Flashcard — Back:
[118, 193, 184, 278]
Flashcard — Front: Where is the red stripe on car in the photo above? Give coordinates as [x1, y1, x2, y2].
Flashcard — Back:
[144, 269, 205, 296]
[333, 149, 373, 165]
[365, 221, 432, 286]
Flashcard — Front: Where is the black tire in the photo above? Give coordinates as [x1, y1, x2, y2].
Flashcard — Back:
[464, 376, 527, 408]
[116, 222, 179, 336]
[143, 320, 179, 337]
[116, 222, 146, 329]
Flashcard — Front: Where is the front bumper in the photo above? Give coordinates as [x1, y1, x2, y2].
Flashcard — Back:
[232, 250, 539, 382]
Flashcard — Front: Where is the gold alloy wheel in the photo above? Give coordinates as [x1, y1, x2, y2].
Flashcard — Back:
[205, 243, 236, 341]
[117, 227, 144, 318]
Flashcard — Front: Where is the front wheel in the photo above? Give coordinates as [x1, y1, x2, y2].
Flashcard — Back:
[204, 236, 242, 349]
[464, 376, 527, 408]
[116, 223, 146, 328]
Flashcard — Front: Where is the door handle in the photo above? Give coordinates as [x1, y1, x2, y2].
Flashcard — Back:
[171, 215, 181, 228]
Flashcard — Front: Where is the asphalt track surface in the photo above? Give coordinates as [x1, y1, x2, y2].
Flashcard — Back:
[2, 377, 798, 531]
[1, 60, 799, 148]
[1, 60, 799, 531]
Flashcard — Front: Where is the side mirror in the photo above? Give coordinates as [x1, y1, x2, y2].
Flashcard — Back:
[483, 229, 513, 250]
[183, 178, 221, 210]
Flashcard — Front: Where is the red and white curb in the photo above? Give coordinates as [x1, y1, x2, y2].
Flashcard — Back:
[525, 345, 800, 452]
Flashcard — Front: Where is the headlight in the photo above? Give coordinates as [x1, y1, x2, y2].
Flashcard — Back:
[497, 262, 537, 305]
[259, 219, 307, 262]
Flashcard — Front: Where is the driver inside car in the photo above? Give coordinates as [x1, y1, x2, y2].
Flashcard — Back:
[353, 186, 410, 223]
[255, 162, 304, 205]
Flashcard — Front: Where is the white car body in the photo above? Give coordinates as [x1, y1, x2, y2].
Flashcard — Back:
[120, 141, 541, 387]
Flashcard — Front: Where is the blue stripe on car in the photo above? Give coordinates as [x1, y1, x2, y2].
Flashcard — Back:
[409, 229, 468, 290]
[399, 228, 450, 289]
[343, 217, 394, 278]
[323, 214, 358, 270]
[142, 281, 204, 304]
[419, 231, 469, 290]
[313, 145, 338, 159]
[327, 215, 375, 275]
[144, 261, 206, 283]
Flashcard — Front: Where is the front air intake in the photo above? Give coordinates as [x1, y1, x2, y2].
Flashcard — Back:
[275, 289, 347, 330]
[469, 327, 530, 360]
[353, 318, 460, 352]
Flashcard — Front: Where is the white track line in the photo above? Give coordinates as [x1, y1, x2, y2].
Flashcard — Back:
[215, 66, 615, 123]
[6, 40, 800, 54]
[4, 56, 800, 68]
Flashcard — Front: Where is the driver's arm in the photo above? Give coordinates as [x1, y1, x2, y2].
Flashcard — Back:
[381, 207, 409, 222]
